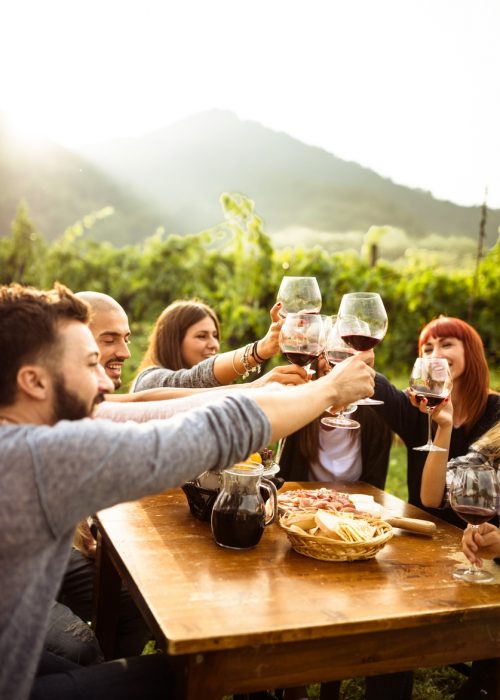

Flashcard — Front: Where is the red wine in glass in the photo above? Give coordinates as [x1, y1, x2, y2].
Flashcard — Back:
[337, 295, 388, 405]
[326, 349, 354, 366]
[449, 463, 499, 583]
[452, 505, 497, 526]
[410, 358, 452, 452]
[340, 334, 381, 351]
[415, 393, 446, 409]
[284, 351, 321, 367]
[279, 312, 326, 375]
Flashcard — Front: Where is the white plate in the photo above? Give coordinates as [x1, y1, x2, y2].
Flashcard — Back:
[263, 462, 280, 478]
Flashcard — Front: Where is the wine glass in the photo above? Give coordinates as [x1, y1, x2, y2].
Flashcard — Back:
[410, 358, 453, 452]
[449, 463, 499, 583]
[276, 276, 322, 317]
[279, 312, 327, 375]
[321, 317, 359, 429]
[337, 292, 388, 406]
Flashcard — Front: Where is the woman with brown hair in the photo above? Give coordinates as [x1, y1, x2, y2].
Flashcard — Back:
[278, 407, 392, 489]
[132, 299, 308, 391]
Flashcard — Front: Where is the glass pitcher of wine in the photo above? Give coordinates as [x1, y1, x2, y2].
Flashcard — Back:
[211, 462, 278, 550]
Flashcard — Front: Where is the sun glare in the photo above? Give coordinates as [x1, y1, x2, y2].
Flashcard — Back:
[2, 111, 55, 151]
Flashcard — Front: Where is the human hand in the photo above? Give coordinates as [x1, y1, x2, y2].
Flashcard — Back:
[462, 523, 500, 566]
[73, 520, 97, 560]
[249, 363, 309, 387]
[255, 303, 283, 360]
[316, 354, 330, 377]
[325, 351, 375, 409]
[363, 348, 375, 368]
[407, 389, 453, 427]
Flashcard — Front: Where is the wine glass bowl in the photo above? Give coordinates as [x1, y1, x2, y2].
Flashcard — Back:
[449, 463, 499, 583]
[337, 293, 388, 406]
[337, 293, 388, 350]
[279, 312, 326, 374]
[276, 276, 322, 317]
[410, 358, 453, 452]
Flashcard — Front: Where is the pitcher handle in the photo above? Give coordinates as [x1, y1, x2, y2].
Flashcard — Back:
[261, 477, 278, 525]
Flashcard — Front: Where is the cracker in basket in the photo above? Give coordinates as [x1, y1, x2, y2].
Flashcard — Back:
[316, 510, 376, 543]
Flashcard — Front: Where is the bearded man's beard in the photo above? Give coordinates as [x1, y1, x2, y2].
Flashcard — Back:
[51, 375, 104, 422]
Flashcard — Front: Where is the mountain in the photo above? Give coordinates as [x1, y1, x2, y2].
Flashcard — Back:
[0, 114, 172, 244]
[1, 110, 498, 248]
[77, 110, 500, 245]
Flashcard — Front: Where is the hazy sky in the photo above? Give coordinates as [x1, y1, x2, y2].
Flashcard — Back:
[1, 0, 499, 207]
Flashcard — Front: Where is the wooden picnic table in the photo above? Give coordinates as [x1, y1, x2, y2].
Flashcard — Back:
[93, 481, 500, 698]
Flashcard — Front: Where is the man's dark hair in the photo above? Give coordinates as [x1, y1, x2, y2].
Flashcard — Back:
[0, 283, 90, 406]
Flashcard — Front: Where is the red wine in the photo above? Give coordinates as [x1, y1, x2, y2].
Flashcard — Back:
[453, 505, 496, 526]
[211, 510, 264, 549]
[326, 350, 354, 367]
[284, 351, 319, 366]
[341, 334, 381, 351]
[415, 393, 446, 408]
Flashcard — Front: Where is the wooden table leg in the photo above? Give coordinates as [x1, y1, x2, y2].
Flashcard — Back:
[171, 654, 225, 700]
[91, 530, 122, 660]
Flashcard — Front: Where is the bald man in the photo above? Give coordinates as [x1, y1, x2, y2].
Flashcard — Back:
[45, 294, 149, 664]
[75, 292, 131, 389]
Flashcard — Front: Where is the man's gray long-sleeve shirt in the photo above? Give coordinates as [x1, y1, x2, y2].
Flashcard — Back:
[0, 394, 270, 700]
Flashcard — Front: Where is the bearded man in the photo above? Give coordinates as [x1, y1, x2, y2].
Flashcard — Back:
[0, 282, 374, 699]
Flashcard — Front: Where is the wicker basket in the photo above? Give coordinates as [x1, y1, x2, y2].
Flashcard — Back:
[279, 511, 393, 562]
[181, 481, 219, 522]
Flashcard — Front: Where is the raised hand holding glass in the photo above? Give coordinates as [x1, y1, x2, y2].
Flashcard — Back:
[279, 312, 326, 375]
[449, 463, 499, 583]
[410, 357, 453, 452]
[337, 291, 388, 406]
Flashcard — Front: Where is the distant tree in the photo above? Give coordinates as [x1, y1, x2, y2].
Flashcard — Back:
[467, 189, 488, 321]
[0, 200, 45, 284]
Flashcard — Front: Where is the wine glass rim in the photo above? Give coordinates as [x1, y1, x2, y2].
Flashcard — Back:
[341, 292, 382, 299]
[280, 275, 318, 281]
[415, 356, 450, 365]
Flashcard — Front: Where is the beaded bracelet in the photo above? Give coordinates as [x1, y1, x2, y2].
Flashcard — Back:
[241, 343, 254, 378]
[244, 343, 264, 377]
[251, 341, 266, 364]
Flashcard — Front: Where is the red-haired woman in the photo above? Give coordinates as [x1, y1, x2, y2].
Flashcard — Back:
[374, 316, 499, 527]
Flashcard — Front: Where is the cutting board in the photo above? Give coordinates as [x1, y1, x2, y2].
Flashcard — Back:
[349, 494, 437, 536]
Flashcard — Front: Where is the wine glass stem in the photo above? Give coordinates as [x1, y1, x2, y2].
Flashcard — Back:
[468, 526, 479, 573]
[425, 410, 433, 446]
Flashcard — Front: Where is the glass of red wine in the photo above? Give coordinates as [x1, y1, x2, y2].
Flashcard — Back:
[321, 317, 359, 429]
[279, 312, 327, 375]
[337, 292, 388, 406]
[449, 463, 499, 583]
[276, 276, 322, 318]
[410, 357, 452, 452]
